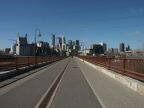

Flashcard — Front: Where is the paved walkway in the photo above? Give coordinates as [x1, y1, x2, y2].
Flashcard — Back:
[0, 57, 144, 108]
[75, 58, 144, 108]
[50, 58, 102, 108]
[0, 58, 69, 108]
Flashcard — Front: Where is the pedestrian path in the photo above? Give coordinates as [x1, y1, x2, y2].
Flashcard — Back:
[75, 58, 144, 108]
[50, 58, 102, 108]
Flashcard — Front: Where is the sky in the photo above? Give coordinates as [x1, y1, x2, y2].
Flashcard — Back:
[0, 0, 144, 50]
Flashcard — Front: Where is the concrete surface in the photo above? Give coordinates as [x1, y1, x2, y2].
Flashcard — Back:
[0, 58, 69, 108]
[77, 57, 144, 96]
[50, 58, 102, 108]
[75, 58, 144, 108]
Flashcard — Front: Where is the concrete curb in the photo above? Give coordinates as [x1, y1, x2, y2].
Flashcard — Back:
[76, 57, 144, 96]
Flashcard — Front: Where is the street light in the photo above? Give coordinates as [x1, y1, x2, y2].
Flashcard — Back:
[80, 42, 84, 61]
[34, 28, 42, 65]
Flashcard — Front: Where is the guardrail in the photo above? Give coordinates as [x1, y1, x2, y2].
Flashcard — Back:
[0, 56, 65, 72]
[78, 56, 144, 82]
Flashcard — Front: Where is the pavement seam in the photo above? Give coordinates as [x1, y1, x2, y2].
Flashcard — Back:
[46, 60, 71, 108]
[35, 58, 71, 108]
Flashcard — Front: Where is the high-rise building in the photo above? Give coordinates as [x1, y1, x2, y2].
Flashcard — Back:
[10, 43, 17, 54]
[126, 45, 131, 51]
[37, 41, 50, 55]
[72, 41, 75, 46]
[62, 36, 66, 44]
[51, 34, 55, 48]
[100, 42, 107, 53]
[62, 44, 66, 51]
[108, 48, 118, 54]
[113, 48, 119, 54]
[68, 40, 72, 46]
[75, 40, 80, 51]
[62, 36, 66, 51]
[58, 37, 62, 45]
[56, 37, 62, 50]
[119, 43, 125, 52]
[76, 40, 79, 46]
[91, 44, 104, 54]
[68, 40, 73, 49]
[16, 35, 30, 56]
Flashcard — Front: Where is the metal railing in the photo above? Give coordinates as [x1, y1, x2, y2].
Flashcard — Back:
[78, 56, 144, 82]
[0, 56, 65, 72]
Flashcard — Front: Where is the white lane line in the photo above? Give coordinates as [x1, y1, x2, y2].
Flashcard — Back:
[0, 59, 66, 96]
[75, 58, 106, 108]
[35, 60, 70, 108]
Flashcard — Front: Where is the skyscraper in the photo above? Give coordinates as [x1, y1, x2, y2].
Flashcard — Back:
[62, 36, 66, 51]
[62, 36, 66, 44]
[100, 42, 107, 53]
[16, 35, 30, 56]
[68, 40, 72, 49]
[76, 40, 80, 46]
[10, 43, 17, 54]
[58, 37, 62, 45]
[75, 40, 80, 51]
[91, 44, 103, 54]
[119, 43, 125, 52]
[126, 45, 131, 51]
[51, 34, 55, 48]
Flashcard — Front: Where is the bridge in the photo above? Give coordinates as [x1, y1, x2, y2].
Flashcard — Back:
[0, 56, 144, 108]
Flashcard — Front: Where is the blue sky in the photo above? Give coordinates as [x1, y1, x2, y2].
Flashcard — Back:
[0, 0, 144, 49]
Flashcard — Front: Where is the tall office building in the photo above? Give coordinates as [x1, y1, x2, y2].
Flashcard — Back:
[68, 40, 72, 49]
[108, 48, 118, 54]
[68, 40, 72, 45]
[100, 42, 107, 52]
[62, 36, 66, 44]
[51, 34, 55, 48]
[126, 45, 131, 51]
[56, 37, 62, 49]
[58, 37, 62, 45]
[119, 43, 125, 52]
[10, 43, 17, 54]
[62, 36, 66, 51]
[75, 40, 80, 51]
[76, 40, 80, 46]
[16, 35, 30, 56]
[91, 44, 104, 54]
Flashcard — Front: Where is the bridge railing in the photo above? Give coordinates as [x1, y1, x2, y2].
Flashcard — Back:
[78, 56, 144, 82]
[0, 56, 65, 72]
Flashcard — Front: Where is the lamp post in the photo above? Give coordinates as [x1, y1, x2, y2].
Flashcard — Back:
[80, 42, 84, 61]
[34, 28, 42, 65]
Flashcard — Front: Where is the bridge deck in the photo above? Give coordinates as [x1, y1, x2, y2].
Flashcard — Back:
[75, 58, 144, 108]
[0, 58, 69, 108]
[50, 58, 101, 108]
[0, 57, 143, 108]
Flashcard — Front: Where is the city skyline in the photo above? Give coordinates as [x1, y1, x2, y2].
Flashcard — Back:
[0, 0, 144, 49]
[0, 32, 131, 52]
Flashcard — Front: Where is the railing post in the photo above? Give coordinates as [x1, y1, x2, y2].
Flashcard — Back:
[35, 56, 37, 66]
[108, 58, 111, 70]
[28, 56, 29, 67]
[15, 56, 18, 70]
[123, 59, 126, 73]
